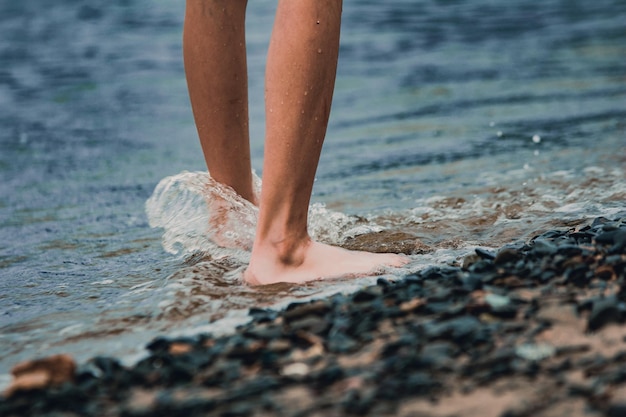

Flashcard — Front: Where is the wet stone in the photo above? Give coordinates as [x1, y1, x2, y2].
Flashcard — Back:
[494, 248, 522, 265]
[468, 259, 495, 274]
[352, 286, 384, 303]
[284, 300, 331, 322]
[327, 332, 359, 353]
[587, 296, 623, 332]
[5, 354, 76, 397]
[557, 244, 584, 257]
[402, 273, 423, 285]
[461, 273, 483, 291]
[244, 323, 284, 340]
[376, 277, 393, 289]
[607, 403, 626, 417]
[462, 253, 482, 270]
[420, 342, 456, 369]
[248, 307, 278, 323]
[537, 230, 569, 240]
[530, 239, 558, 256]
[565, 264, 592, 287]
[596, 230, 620, 245]
[475, 247, 496, 260]
[341, 388, 375, 415]
[287, 316, 330, 335]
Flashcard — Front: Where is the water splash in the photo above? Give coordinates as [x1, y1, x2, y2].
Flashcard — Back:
[145, 171, 387, 258]
[145, 171, 260, 256]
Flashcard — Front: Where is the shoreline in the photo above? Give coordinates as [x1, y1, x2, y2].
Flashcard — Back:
[2, 215, 626, 417]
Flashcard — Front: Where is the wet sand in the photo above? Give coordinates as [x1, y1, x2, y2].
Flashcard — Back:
[2, 215, 625, 416]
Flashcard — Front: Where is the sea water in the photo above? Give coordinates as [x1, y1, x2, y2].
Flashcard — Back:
[0, 0, 624, 383]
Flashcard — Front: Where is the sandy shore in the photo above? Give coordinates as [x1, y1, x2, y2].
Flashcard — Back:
[2, 215, 625, 417]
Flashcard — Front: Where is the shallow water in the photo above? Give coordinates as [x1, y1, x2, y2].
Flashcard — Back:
[0, 0, 624, 379]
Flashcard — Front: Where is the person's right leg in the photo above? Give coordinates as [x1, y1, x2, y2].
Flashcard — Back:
[183, 0, 256, 204]
[244, 0, 407, 285]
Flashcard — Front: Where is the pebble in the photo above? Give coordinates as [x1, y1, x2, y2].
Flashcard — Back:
[4, 354, 76, 397]
[515, 343, 556, 361]
[587, 296, 623, 332]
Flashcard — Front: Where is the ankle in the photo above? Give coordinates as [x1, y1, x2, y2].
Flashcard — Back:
[254, 232, 311, 267]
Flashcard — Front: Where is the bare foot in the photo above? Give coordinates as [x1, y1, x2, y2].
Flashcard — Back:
[243, 238, 409, 286]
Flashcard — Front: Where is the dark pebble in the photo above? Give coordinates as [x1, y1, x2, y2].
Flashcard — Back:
[284, 300, 331, 321]
[248, 307, 278, 323]
[475, 247, 496, 260]
[607, 403, 626, 417]
[352, 286, 383, 303]
[461, 273, 483, 291]
[494, 248, 522, 265]
[587, 296, 622, 332]
[327, 332, 359, 353]
[531, 239, 558, 256]
[565, 264, 591, 287]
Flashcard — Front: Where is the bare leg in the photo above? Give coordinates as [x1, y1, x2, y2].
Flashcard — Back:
[244, 0, 407, 285]
[183, 0, 256, 204]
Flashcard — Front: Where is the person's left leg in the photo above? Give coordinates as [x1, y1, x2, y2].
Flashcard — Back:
[243, 0, 407, 285]
[183, 0, 256, 204]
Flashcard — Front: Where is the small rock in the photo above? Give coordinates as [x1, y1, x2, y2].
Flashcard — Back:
[587, 296, 622, 332]
[462, 253, 482, 270]
[565, 264, 591, 287]
[475, 248, 496, 260]
[6, 354, 76, 396]
[485, 293, 511, 309]
[494, 248, 522, 265]
[515, 343, 555, 361]
[596, 230, 619, 244]
[607, 403, 626, 417]
[284, 300, 331, 322]
[169, 342, 194, 355]
[531, 239, 558, 256]
[399, 297, 426, 313]
[281, 362, 310, 378]
[327, 332, 359, 353]
[352, 287, 383, 303]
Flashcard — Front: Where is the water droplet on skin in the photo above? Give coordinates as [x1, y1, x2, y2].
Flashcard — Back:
[317, 49, 322, 54]
[532, 134, 541, 143]
[316, 20, 320, 24]
[304, 91, 308, 96]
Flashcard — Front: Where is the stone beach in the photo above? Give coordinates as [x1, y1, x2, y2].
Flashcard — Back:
[2, 215, 626, 416]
